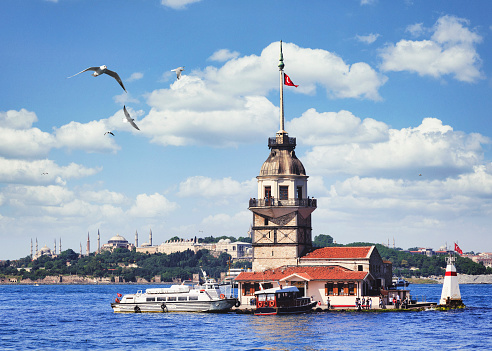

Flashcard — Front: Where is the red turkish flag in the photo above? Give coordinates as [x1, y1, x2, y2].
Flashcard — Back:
[117, 293, 122, 297]
[284, 73, 298, 87]
[454, 243, 463, 255]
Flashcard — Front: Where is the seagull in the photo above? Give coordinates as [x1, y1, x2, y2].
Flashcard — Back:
[123, 106, 140, 131]
[171, 66, 185, 80]
[104, 131, 115, 136]
[419, 174, 422, 176]
[67, 65, 127, 92]
[41, 172, 48, 175]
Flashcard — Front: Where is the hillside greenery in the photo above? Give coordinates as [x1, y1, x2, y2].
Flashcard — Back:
[0, 245, 252, 282]
[312, 235, 492, 277]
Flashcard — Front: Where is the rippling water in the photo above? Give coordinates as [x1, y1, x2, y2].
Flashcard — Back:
[0, 284, 490, 350]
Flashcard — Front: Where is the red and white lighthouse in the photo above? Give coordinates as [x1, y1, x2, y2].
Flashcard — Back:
[439, 255, 464, 307]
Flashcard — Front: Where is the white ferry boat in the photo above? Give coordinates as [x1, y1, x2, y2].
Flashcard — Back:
[111, 278, 239, 313]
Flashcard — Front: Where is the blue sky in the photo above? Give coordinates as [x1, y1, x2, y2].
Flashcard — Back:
[1, 0, 492, 260]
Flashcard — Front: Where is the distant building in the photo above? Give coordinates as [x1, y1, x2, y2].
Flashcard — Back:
[33, 245, 56, 260]
[101, 234, 135, 252]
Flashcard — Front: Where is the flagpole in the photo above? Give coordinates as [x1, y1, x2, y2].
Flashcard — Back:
[278, 40, 285, 134]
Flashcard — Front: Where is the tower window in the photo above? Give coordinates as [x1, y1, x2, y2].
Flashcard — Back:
[279, 186, 288, 200]
[297, 186, 302, 199]
[264, 186, 271, 199]
[264, 218, 268, 225]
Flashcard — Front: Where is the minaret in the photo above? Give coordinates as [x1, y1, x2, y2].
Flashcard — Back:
[97, 229, 101, 254]
[135, 230, 139, 248]
[80, 242, 82, 257]
[248, 41, 317, 272]
[30, 239, 33, 259]
[59, 238, 62, 253]
[149, 229, 152, 247]
[54, 239, 56, 255]
[36, 238, 38, 255]
[86, 232, 90, 256]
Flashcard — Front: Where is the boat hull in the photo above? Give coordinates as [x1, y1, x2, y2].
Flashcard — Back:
[255, 301, 317, 316]
[111, 298, 237, 313]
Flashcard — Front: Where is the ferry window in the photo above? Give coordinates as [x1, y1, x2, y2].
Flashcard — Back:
[167, 297, 176, 301]
[157, 297, 166, 301]
[267, 294, 275, 301]
[325, 283, 334, 296]
[258, 295, 266, 302]
[189, 296, 198, 301]
[279, 186, 288, 200]
[178, 296, 187, 301]
[146, 297, 156, 302]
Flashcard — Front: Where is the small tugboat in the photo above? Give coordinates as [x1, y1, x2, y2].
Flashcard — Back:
[254, 285, 317, 316]
[111, 271, 239, 313]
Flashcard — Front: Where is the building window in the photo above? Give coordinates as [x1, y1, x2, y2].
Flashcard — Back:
[358, 265, 363, 271]
[279, 186, 288, 200]
[325, 282, 334, 296]
[264, 186, 271, 199]
[297, 186, 302, 199]
[348, 282, 355, 296]
[264, 217, 268, 225]
[337, 282, 345, 296]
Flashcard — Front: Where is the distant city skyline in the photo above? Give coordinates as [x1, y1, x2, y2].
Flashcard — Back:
[2, 1, 492, 259]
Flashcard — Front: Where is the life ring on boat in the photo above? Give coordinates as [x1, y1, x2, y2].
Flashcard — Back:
[269, 300, 275, 307]
[257, 301, 264, 308]
[318, 301, 321, 306]
[115, 298, 120, 303]
[134, 306, 141, 313]
[161, 303, 167, 312]
[220, 294, 225, 299]
[235, 300, 241, 308]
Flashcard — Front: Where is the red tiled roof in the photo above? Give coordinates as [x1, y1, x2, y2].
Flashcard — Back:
[302, 246, 373, 259]
[235, 266, 368, 282]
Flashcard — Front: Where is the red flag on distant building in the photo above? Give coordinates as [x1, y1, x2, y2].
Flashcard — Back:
[454, 243, 463, 255]
[284, 73, 298, 87]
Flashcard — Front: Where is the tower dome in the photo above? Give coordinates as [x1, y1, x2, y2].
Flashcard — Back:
[259, 135, 305, 176]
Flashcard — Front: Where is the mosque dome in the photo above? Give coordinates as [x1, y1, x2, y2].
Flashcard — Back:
[108, 234, 128, 243]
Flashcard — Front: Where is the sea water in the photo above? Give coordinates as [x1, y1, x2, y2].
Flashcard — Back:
[0, 284, 490, 350]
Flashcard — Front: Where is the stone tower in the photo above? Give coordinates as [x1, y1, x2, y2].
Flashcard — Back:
[248, 41, 317, 272]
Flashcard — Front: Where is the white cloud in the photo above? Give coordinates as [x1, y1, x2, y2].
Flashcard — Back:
[54, 120, 120, 153]
[144, 78, 278, 146]
[161, 0, 201, 10]
[208, 49, 240, 62]
[380, 15, 483, 82]
[127, 193, 178, 217]
[178, 176, 256, 198]
[127, 72, 144, 82]
[406, 23, 426, 37]
[0, 109, 38, 129]
[0, 126, 55, 159]
[302, 117, 489, 177]
[287, 109, 389, 146]
[0, 157, 101, 185]
[197, 42, 386, 100]
[356, 33, 380, 44]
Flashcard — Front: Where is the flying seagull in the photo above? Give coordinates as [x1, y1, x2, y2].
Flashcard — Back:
[67, 65, 127, 92]
[104, 131, 115, 136]
[123, 106, 140, 131]
[171, 66, 185, 80]
[41, 172, 48, 175]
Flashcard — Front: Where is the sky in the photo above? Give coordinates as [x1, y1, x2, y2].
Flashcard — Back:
[1, 0, 492, 260]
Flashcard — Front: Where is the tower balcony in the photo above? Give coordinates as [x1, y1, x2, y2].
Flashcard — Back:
[248, 197, 317, 219]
